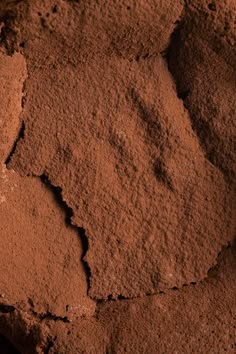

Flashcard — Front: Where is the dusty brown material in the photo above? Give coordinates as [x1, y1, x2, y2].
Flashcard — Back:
[97, 244, 236, 354]
[168, 0, 236, 184]
[0, 50, 26, 162]
[0, 0, 235, 352]
[0, 165, 95, 319]
[7, 0, 235, 300]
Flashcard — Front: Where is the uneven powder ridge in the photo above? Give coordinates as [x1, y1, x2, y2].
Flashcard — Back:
[0, 0, 235, 353]
[0, 50, 26, 162]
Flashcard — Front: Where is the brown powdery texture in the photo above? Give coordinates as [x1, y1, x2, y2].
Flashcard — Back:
[0, 0, 235, 353]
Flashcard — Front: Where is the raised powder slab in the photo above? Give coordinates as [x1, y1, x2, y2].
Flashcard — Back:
[0, 51, 26, 163]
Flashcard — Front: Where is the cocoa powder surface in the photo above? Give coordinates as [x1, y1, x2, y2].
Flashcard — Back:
[0, 0, 235, 353]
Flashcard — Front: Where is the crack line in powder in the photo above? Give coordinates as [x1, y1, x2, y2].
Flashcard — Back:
[5, 121, 25, 165]
[30, 309, 70, 323]
[40, 174, 92, 296]
[0, 303, 55, 353]
[94, 241, 233, 307]
[5, 60, 28, 166]
[0, 240, 232, 350]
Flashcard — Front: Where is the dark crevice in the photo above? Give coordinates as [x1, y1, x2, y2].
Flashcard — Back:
[0, 301, 62, 352]
[0, 306, 43, 353]
[165, 18, 186, 97]
[43, 338, 54, 354]
[66, 0, 80, 3]
[207, 242, 231, 277]
[31, 309, 69, 323]
[4, 52, 28, 165]
[187, 117, 229, 173]
[40, 175, 73, 224]
[5, 67, 27, 165]
[106, 294, 128, 301]
[40, 174, 92, 296]
[0, 334, 21, 354]
[165, 16, 233, 181]
[0, 304, 15, 313]
[52, 5, 58, 14]
[5, 121, 25, 166]
[154, 158, 174, 191]
[40, 17, 47, 29]
[78, 227, 92, 292]
[177, 89, 190, 100]
[208, 3, 217, 11]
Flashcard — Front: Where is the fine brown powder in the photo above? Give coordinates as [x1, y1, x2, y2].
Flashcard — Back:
[0, 0, 235, 353]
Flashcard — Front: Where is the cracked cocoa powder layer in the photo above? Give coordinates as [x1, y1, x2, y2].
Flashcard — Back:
[0, 0, 235, 353]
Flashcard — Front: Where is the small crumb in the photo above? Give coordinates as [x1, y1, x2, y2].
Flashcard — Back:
[0, 195, 6, 204]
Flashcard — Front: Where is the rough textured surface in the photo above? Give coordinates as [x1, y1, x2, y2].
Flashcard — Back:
[0, 164, 95, 319]
[10, 54, 235, 299]
[6, 0, 235, 300]
[98, 244, 236, 354]
[3, 242, 233, 354]
[168, 0, 236, 184]
[0, 0, 235, 352]
[0, 50, 26, 162]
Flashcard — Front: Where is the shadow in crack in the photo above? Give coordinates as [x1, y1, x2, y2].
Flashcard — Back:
[40, 174, 91, 293]
[0, 334, 20, 354]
